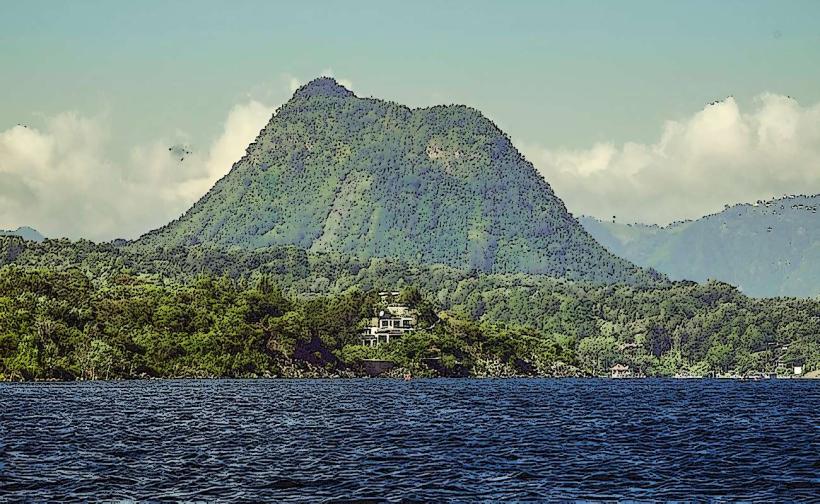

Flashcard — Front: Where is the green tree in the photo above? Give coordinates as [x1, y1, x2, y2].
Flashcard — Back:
[577, 336, 618, 376]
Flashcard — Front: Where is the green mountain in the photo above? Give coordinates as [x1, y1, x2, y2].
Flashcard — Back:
[579, 194, 820, 297]
[0, 226, 45, 242]
[135, 77, 659, 285]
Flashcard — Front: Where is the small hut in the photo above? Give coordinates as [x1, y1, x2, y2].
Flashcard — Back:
[610, 364, 631, 379]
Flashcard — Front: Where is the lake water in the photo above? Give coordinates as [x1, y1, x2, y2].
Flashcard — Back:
[1, 379, 818, 502]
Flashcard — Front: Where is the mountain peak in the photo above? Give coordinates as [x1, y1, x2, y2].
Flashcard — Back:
[135, 83, 660, 286]
[0, 226, 45, 242]
[293, 77, 354, 99]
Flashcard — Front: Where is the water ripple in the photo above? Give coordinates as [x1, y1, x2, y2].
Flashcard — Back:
[1, 379, 818, 501]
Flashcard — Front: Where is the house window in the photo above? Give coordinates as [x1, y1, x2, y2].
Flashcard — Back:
[403, 319, 411, 328]
[381, 320, 388, 328]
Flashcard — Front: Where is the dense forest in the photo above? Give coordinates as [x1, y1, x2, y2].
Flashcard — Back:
[133, 77, 657, 286]
[2, 81, 818, 381]
[1, 236, 818, 380]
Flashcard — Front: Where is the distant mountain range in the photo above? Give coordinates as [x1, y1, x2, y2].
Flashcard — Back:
[580, 194, 820, 297]
[134, 77, 660, 286]
[0, 227, 45, 242]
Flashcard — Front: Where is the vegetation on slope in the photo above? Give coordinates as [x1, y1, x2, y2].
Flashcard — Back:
[0, 227, 45, 242]
[1, 237, 817, 380]
[580, 194, 820, 297]
[134, 78, 659, 286]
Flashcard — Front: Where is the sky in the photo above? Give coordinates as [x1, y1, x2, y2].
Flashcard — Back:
[2, 0, 820, 240]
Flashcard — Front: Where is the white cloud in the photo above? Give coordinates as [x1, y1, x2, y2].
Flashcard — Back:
[0, 69, 356, 242]
[185, 100, 272, 200]
[11, 83, 814, 242]
[519, 94, 820, 224]
[288, 76, 301, 93]
[0, 101, 274, 241]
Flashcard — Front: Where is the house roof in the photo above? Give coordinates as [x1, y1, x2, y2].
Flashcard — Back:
[379, 306, 416, 319]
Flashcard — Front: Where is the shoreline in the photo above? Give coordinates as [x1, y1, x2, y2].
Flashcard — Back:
[3, 375, 817, 383]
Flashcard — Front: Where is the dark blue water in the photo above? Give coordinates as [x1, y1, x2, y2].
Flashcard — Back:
[1, 379, 818, 502]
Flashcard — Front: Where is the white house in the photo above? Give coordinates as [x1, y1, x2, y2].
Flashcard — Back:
[610, 364, 631, 379]
[360, 296, 417, 347]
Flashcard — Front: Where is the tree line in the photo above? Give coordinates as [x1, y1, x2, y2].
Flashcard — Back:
[1, 255, 817, 380]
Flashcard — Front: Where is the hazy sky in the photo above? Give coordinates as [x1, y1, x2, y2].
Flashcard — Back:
[2, 0, 820, 239]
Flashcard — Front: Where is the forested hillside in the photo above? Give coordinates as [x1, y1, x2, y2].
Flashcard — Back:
[1, 236, 818, 380]
[3, 81, 818, 381]
[134, 78, 658, 286]
[580, 194, 820, 297]
[0, 227, 45, 242]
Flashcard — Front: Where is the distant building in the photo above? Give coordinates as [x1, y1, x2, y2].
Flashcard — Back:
[360, 293, 417, 347]
[610, 364, 631, 379]
[794, 365, 803, 376]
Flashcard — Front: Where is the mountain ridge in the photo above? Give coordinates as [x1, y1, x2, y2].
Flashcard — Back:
[0, 227, 45, 242]
[134, 77, 662, 286]
[580, 194, 820, 297]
